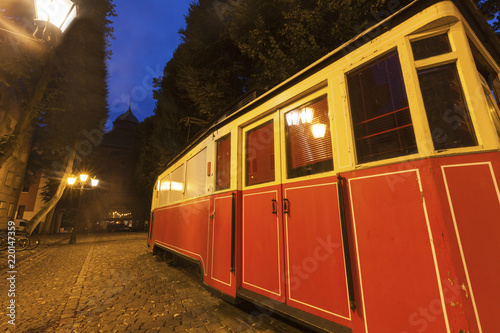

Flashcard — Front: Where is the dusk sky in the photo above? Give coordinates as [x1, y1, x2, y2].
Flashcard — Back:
[106, 0, 194, 130]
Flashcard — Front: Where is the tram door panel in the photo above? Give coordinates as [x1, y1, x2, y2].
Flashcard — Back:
[242, 115, 286, 302]
[282, 181, 351, 322]
[241, 95, 351, 322]
[280, 95, 351, 323]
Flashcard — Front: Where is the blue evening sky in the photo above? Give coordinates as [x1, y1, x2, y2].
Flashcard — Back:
[106, 0, 194, 130]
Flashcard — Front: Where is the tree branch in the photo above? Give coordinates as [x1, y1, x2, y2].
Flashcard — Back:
[26, 141, 77, 235]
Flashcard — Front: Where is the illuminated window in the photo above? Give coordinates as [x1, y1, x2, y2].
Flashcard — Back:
[347, 51, 417, 164]
[285, 96, 334, 178]
[216, 135, 231, 191]
[246, 120, 275, 186]
[169, 164, 185, 203]
[418, 63, 477, 150]
[186, 149, 207, 199]
[158, 175, 170, 207]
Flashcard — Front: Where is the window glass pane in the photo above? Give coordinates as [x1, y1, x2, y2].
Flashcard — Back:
[169, 164, 185, 203]
[347, 51, 417, 164]
[484, 88, 500, 137]
[158, 175, 170, 207]
[16, 205, 25, 219]
[285, 96, 334, 178]
[216, 135, 231, 191]
[7, 203, 14, 217]
[14, 176, 21, 189]
[246, 120, 275, 186]
[411, 33, 452, 61]
[469, 39, 500, 109]
[186, 148, 207, 199]
[5, 172, 14, 187]
[418, 63, 477, 150]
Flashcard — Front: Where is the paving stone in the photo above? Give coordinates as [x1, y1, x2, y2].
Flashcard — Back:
[0, 233, 310, 333]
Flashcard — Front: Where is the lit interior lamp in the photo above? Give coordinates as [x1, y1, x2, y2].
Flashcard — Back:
[300, 107, 314, 124]
[287, 108, 314, 126]
[67, 176, 77, 185]
[312, 124, 327, 138]
[286, 110, 300, 126]
[35, 0, 78, 33]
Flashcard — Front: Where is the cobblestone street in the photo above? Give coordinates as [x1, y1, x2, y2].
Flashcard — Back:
[0, 233, 310, 332]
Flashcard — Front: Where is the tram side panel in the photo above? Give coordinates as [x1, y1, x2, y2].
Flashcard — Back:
[152, 199, 211, 278]
[345, 164, 449, 333]
[431, 152, 500, 333]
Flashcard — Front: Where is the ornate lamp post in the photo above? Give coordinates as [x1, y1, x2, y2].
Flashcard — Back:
[0, 0, 78, 44]
[67, 173, 99, 244]
[33, 0, 79, 44]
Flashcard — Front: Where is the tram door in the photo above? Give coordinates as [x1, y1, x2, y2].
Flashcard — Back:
[241, 94, 352, 324]
[241, 113, 286, 302]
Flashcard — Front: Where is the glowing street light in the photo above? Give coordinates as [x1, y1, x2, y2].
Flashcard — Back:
[34, 0, 78, 42]
[67, 173, 99, 244]
[67, 176, 77, 185]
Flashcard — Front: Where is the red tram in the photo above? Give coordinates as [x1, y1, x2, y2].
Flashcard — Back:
[148, 0, 500, 331]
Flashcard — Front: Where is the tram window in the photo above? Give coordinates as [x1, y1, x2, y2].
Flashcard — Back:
[484, 88, 500, 137]
[469, 39, 500, 109]
[246, 120, 275, 186]
[285, 96, 334, 178]
[347, 51, 417, 164]
[158, 175, 170, 207]
[468, 39, 500, 137]
[216, 135, 231, 191]
[186, 148, 207, 199]
[169, 164, 185, 203]
[418, 63, 478, 150]
[411, 33, 452, 61]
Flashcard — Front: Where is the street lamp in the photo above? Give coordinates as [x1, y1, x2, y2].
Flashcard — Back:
[33, 0, 79, 44]
[67, 173, 99, 244]
[0, 0, 78, 44]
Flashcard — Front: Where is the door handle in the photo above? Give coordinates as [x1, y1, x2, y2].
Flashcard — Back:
[271, 199, 277, 214]
[283, 198, 290, 215]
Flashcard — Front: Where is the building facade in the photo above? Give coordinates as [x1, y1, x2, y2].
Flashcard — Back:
[90, 107, 144, 231]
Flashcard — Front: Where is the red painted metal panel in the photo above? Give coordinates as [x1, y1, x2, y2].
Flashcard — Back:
[210, 195, 233, 293]
[242, 186, 285, 302]
[154, 199, 210, 276]
[283, 178, 351, 325]
[442, 162, 500, 333]
[349, 170, 447, 333]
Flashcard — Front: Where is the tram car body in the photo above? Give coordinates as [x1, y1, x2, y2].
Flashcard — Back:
[148, 0, 500, 331]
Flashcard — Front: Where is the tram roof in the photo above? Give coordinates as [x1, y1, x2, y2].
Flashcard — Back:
[161, 0, 500, 176]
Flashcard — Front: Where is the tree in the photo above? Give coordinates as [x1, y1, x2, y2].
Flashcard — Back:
[20, 0, 116, 234]
[475, 0, 499, 37]
[133, 0, 499, 209]
[0, 0, 48, 168]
